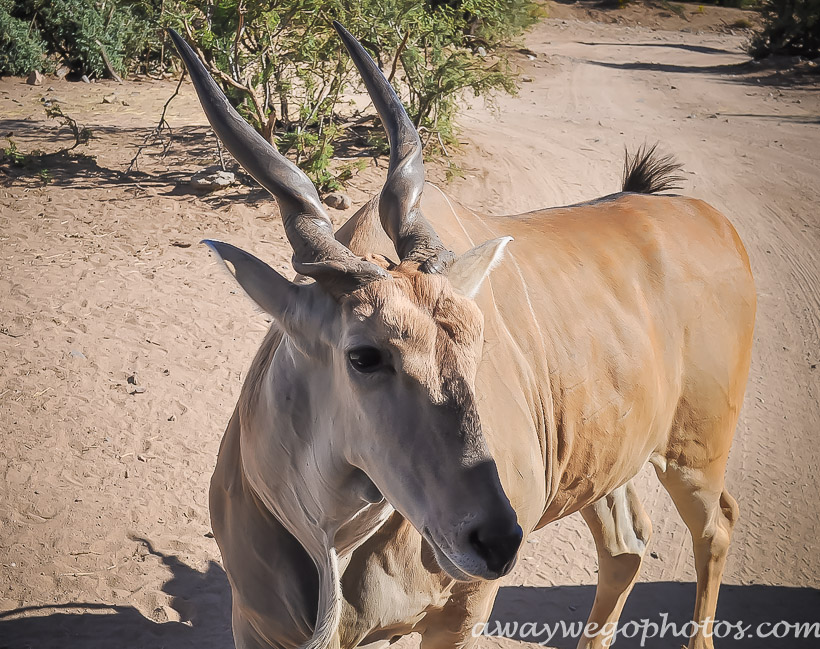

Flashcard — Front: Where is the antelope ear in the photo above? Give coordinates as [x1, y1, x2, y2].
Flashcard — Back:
[204, 240, 338, 352]
[204, 239, 341, 351]
[447, 236, 513, 299]
[203, 240, 299, 318]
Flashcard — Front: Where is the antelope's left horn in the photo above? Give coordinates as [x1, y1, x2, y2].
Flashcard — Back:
[333, 22, 454, 274]
[168, 28, 389, 297]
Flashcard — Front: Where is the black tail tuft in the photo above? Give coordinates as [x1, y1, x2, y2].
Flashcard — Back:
[621, 143, 685, 194]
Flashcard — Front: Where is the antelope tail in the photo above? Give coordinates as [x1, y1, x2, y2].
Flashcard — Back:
[622, 143, 685, 194]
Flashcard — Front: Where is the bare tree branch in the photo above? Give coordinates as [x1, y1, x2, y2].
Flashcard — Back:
[123, 71, 186, 177]
[95, 39, 123, 83]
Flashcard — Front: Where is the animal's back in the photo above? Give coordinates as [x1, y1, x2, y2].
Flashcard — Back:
[432, 190, 756, 521]
[340, 186, 755, 524]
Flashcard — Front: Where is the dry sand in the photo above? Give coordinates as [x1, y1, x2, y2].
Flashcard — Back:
[1, 3, 819, 648]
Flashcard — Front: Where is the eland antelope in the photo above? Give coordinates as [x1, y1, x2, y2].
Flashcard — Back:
[170, 23, 755, 649]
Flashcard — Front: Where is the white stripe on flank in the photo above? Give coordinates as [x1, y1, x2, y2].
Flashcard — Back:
[428, 182, 475, 247]
[432, 186, 551, 472]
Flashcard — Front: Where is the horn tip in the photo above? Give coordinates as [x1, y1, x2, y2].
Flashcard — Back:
[166, 28, 188, 56]
[201, 239, 223, 254]
[202, 239, 239, 263]
[332, 21, 355, 45]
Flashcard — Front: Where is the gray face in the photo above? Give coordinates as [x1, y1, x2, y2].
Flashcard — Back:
[202, 237, 521, 582]
[328, 269, 522, 580]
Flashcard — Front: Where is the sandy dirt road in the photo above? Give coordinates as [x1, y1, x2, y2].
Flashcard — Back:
[449, 17, 820, 649]
[1, 7, 818, 649]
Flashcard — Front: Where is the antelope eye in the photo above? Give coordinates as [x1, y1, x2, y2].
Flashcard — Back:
[347, 346, 384, 373]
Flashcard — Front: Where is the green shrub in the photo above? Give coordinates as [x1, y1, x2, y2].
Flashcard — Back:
[711, 0, 761, 8]
[751, 0, 820, 58]
[168, 0, 541, 189]
[0, 0, 49, 75]
[7, 0, 160, 77]
[2, 0, 542, 187]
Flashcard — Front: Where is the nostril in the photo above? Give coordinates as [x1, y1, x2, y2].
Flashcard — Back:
[468, 528, 487, 557]
[468, 522, 523, 577]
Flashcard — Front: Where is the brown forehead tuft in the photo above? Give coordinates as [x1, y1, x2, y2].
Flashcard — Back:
[347, 264, 483, 344]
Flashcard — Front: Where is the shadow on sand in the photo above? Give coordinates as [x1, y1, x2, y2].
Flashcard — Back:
[0, 122, 241, 195]
[0, 539, 234, 649]
[2, 542, 818, 649]
[0, 118, 382, 203]
[489, 582, 820, 648]
[577, 41, 740, 56]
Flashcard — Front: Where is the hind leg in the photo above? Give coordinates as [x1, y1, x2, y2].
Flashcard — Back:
[577, 481, 652, 649]
[652, 458, 739, 649]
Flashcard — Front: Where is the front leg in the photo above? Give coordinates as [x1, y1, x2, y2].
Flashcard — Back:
[418, 580, 501, 649]
[577, 481, 652, 649]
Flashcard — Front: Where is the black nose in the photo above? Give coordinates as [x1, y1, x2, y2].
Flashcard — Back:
[468, 521, 523, 577]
